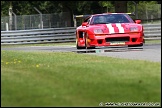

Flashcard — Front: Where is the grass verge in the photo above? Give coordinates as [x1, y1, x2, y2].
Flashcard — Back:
[1, 50, 161, 107]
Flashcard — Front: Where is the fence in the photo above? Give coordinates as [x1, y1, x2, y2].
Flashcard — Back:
[1, 24, 161, 45]
[1, 4, 161, 31]
[1, 12, 72, 31]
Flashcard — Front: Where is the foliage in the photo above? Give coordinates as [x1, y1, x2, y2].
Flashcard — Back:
[137, 1, 161, 19]
[98, 1, 114, 12]
[1, 1, 159, 17]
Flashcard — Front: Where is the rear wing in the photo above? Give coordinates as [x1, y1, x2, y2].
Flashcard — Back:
[126, 12, 135, 16]
[74, 15, 91, 19]
[102, 12, 135, 16]
[74, 12, 135, 19]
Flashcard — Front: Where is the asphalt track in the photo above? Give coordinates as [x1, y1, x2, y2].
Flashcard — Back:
[1, 44, 161, 63]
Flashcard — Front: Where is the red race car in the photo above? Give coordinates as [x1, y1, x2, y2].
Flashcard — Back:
[76, 13, 145, 49]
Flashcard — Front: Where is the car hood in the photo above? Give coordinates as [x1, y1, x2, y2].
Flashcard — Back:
[88, 23, 143, 34]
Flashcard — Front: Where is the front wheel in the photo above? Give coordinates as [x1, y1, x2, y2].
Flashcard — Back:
[76, 40, 85, 49]
[76, 44, 85, 49]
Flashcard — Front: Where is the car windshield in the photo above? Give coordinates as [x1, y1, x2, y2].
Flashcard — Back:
[90, 14, 134, 24]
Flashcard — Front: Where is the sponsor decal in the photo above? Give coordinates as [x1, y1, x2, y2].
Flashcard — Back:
[110, 42, 125, 45]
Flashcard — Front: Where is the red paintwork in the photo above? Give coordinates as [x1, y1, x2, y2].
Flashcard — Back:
[76, 13, 145, 49]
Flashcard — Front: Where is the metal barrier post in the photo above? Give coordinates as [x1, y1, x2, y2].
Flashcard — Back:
[9, 7, 12, 30]
[34, 7, 43, 29]
[6, 23, 8, 31]
[11, 11, 17, 30]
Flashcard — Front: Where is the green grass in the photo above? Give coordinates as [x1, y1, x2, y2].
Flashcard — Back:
[1, 42, 76, 48]
[1, 50, 161, 107]
[1, 40, 161, 48]
[145, 40, 161, 44]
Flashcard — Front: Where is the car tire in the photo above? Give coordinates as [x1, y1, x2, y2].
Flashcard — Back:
[76, 41, 85, 49]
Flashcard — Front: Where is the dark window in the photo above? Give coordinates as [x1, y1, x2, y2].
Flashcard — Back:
[90, 14, 134, 24]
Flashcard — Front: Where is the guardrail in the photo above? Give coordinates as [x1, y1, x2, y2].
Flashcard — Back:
[1, 24, 161, 45]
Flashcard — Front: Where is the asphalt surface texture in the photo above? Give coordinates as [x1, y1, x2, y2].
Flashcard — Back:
[1, 43, 161, 63]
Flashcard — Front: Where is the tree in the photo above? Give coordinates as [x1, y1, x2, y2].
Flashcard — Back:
[98, 1, 114, 12]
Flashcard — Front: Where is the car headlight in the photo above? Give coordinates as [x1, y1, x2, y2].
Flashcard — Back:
[130, 27, 139, 32]
[94, 29, 103, 34]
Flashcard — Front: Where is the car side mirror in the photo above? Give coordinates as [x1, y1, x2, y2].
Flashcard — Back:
[82, 22, 88, 26]
[135, 20, 141, 24]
